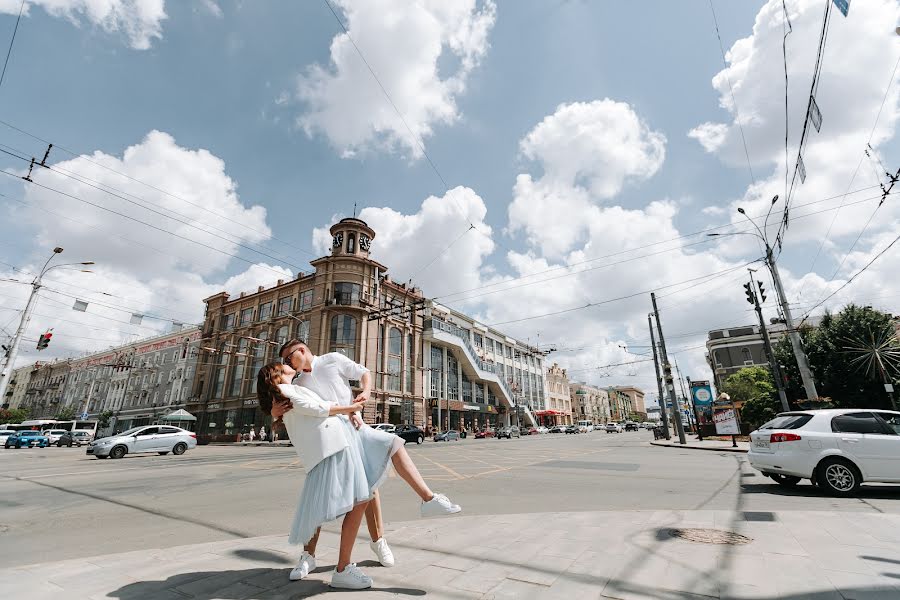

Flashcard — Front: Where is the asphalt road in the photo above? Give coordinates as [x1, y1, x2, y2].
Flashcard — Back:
[2, 430, 898, 568]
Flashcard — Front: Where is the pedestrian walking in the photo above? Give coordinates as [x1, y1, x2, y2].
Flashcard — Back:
[248, 427, 255, 442]
[258, 425, 266, 443]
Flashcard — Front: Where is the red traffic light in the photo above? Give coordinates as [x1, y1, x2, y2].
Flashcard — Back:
[36, 330, 53, 350]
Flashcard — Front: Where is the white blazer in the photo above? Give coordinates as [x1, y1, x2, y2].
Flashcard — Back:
[277, 384, 349, 470]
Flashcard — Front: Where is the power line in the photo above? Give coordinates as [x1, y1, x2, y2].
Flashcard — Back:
[0, 0, 24, 94]
[781, 0, 792, 204]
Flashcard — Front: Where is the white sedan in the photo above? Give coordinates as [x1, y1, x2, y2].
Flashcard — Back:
[748, 409, 900, 496]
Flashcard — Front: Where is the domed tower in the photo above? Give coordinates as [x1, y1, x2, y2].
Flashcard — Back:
[329, 218, 375, 259]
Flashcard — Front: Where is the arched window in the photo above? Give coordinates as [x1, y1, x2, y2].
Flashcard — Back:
[275, 326, 289, 347]
[741, 347, 752, 364]
[295, 320, 310, 344]
[347, 233, 356, 254]
[405, 333, 415, 393]
[388, 327, 402, 391]
[250, 331, 269, 393]
[330, 315, 358, 359]
[230, 338, 249, 397]
[211, 343, 228, 399]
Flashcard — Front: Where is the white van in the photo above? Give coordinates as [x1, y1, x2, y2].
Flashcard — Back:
[576, 420, 594, 433]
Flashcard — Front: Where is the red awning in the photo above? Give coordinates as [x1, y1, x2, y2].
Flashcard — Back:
[534, 410, 565, 416]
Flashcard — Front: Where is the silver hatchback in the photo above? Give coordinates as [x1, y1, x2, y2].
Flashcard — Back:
[87, 425, 197, 459]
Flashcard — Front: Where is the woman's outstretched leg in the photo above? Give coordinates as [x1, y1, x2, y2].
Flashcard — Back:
[390, 445, 433, 501]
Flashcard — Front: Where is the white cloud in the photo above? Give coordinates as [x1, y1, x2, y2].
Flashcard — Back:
[0, 0, 168, 50]
[508, 99, 666, 258]
[688, 122, 728, 153]
[293, 0, 496, 159]
[198, 0, 222, 19]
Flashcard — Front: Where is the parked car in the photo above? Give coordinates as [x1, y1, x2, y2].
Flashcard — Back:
[548, 425, 567, 434]
[642, 422, 657, 430]
[748, 409, 900, 496]
[565, 425, 580, 434]
[522, 426, 539, 435]
[4, 430, 50, 448]
[0, 429, 15, 445]
[373, 423, 396, 434]
[57, 431, 93, 447]
[536, 426, 549, 434]
[497, 426, 521, 439]
[433, 430, 461, 442]
[605, 423, 623, 433]
[624, 422, 640, 432]
[577, 421, 594, 433]
[42, 429, 69, 444]
[474, 429, 495, 439]
[87, 425, 197, 459]
[393, 425, 425, 445]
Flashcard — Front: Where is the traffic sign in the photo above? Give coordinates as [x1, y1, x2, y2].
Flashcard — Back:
[80, 412, 89, 420]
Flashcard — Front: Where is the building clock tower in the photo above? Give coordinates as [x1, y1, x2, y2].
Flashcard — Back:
[330, 218, 375, 259]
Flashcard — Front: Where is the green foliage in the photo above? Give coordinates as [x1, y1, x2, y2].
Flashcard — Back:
[98, 410, 113, 430]
[628, 413, 646, 422]
[775, 305, 899, 409]
[55, 405, 77, 421]
[720, 366, 776, 406]
[0, 408, 28, 424]
[740, 394, 782, 431]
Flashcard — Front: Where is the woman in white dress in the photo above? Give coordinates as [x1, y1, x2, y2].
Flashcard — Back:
[257, 362, 460, 590]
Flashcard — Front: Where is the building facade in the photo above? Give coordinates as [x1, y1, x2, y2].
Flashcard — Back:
[612, 386, 646, 419]
[543, 363, 573, 425]
[189, 218, 428, 440]
[3, 365, 32, 410]
[423, 302, 543, 432]
[607, 387, 632, 422]
[570, 382, 610, 424]
[21, 360, 71, 417]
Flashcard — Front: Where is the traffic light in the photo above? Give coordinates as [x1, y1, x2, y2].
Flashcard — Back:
[36, 330, 53, 350]
[757, 281, 767, 303]
[743, 282, 755, 305]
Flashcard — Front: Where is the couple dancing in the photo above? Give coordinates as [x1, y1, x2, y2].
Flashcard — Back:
[256, 339, 461, 590]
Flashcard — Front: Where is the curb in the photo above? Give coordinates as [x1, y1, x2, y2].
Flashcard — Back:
[205, 441, 293, 447]
[650, 440, 748, 453]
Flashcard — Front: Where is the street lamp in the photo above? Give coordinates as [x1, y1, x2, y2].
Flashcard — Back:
[706, 200, 819, 401]
[0, 249, 95, 402]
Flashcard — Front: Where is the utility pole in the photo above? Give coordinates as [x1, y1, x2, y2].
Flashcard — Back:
[648, 313, 671, 439]
[745, 270, 790, 412]
[651, 293, 686, 445]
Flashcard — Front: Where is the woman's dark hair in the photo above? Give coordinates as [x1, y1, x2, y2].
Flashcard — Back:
[257, 362, 288, 416]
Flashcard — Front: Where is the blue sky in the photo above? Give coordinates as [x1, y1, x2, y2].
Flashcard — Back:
[1, 0, 898, 394]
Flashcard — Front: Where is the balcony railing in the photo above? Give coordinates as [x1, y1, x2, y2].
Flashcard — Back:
[427, 318, 515, 401]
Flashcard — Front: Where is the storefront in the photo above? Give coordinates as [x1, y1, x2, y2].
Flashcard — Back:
[534, 409, 567, 427]
[431, 400, 499, 432]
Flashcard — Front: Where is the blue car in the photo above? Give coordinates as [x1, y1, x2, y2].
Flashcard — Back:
[4, 430, 50, 449]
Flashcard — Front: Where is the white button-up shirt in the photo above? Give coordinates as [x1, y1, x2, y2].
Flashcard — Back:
[295, 352, 369, 409]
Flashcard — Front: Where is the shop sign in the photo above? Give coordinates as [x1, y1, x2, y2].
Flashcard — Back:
[207, 403, 222, 410]
[243, 399, 259, 407]
[386, 396, 403, 406]
[463, 404, 481, 411]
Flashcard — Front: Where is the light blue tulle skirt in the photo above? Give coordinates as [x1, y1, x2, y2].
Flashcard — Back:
[288, 419, 403, 545]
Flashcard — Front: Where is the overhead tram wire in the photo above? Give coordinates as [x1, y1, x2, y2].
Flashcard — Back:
[0, 170, 298, 279]
[781, 0, 792, 204]
[0, 0, 25, 94]
[0, 142, 311, 270]
[0, 121, 319, 259]
[486, 262, 757, 328]
[320, 0, 512, 272]
[432, 187, 892, 306]
[0, 146, 310, 274]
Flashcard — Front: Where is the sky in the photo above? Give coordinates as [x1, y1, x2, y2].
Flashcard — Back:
[0, 0, 899, 406]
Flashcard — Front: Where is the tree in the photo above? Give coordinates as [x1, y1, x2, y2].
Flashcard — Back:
[56, 405, 77, 421]
[775, 305, 899, 410]
[0, 408, 28, 424]
[97, 410, 113, 430]
[720, 366, 776, 406]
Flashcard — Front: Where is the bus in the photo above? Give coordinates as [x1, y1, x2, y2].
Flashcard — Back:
[11, 419, 99, 438]
[576, 420, 595, 432]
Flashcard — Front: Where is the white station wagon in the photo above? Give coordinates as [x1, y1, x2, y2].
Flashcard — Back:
[748, 409, 900, 496]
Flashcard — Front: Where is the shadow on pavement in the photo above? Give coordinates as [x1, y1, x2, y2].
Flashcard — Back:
[106, 569, 426, 599]
[231, 549, 292, 564]
[740, 482, 900, 500]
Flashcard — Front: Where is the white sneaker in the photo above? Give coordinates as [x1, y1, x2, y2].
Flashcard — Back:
[289, 552, 316, 581]
[330, 563, 373, 589]
[370, 537, 395, 567]
[420, 493, 462, 517]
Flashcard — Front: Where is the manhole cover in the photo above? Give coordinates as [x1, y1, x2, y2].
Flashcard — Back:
[667, 528, 752, 545]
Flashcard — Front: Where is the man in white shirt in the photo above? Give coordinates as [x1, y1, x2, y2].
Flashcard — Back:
[275, 339, 396, 575]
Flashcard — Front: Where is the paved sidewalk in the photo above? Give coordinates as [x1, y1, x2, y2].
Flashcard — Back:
[3, 509, 899, 599]
[652, 439, 750, 453]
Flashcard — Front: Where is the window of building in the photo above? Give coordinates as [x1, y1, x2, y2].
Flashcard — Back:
[296, 319, 310, 344]
[406, 333, 414, 393]
[474, 382, 484, 404]
[277, 296, 292, 316]
[387, 327, 402, 392]
[222, 313, 235, 331]
[229, 338, 249, 396]
[299, 290, 314, 312]
[430, 346, 443, 398]
[329, 315, 358, 359]
[239, 308, 254, 326]
[461, 371, 472, 402]
[474, 333, 483, 348]
[250, 331, 269, 394]
[447, 355, 459, 400]
[258, 302, 273, 321]
[334, 282, 361, 306]
[275, 326, 289, 346]
[347, 232, 356, 254]
[211, 343, 228, 399]
[741, 347, 752, 365]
